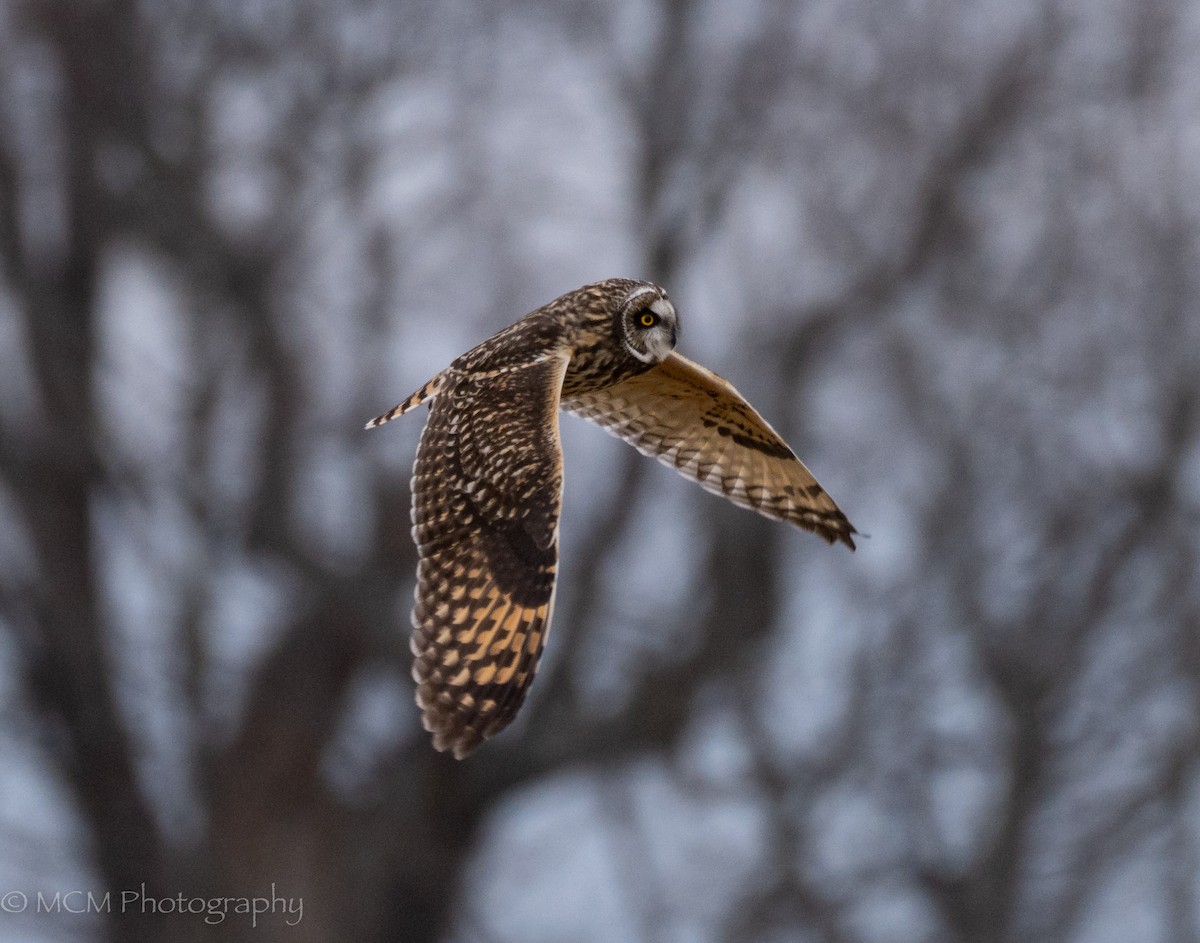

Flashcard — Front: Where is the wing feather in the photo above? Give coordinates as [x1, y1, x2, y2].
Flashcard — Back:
[409, 350, 569, 758]
[562, 352, 856, 548]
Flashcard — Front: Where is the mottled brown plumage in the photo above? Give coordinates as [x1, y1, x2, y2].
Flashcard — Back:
[367, 278, 855, 758]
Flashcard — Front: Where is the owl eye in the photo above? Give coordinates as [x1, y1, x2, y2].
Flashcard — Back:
[639, 311, 657, 328]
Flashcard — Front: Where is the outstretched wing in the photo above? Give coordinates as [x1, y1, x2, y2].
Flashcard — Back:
[562, 352, 856, 548]
[409, 351, 569, 758]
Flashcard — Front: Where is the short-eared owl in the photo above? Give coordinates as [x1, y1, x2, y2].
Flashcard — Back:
[367, 279, 855, 758]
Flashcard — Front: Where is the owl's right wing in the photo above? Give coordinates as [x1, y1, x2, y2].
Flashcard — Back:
[562, 352, 856, 548]
[409, 350, 569, 759]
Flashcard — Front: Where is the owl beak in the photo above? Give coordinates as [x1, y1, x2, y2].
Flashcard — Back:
[645, 330, 675, 363]
[647, 297, 678, 358]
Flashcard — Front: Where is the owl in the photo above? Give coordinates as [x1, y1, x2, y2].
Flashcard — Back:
[367, 279, 855, 758]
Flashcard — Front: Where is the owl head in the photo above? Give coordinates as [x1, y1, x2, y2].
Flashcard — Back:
[616, 282, 678, 365]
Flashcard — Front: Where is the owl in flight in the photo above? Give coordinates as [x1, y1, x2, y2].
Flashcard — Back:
[367, 279, 856, 758]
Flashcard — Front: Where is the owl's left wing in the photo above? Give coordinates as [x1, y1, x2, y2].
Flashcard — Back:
[409, 350, 569, 759]
[562, 352, 856, 548]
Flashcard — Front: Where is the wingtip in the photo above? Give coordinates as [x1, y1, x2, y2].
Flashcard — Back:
[430, 724, 483, 760]
[815, 511, 857, 551]
[419, 692, 486, 760]
[824, 527, 856, 551]
[838, 523, 865, 551]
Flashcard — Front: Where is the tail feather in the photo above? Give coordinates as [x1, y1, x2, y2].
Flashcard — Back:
[365, 374, 445, 429]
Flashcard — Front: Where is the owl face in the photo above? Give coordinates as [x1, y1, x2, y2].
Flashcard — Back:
[618, 284, 678, 365]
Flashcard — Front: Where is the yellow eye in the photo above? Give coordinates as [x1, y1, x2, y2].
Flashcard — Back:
[640, 311, 657, 328]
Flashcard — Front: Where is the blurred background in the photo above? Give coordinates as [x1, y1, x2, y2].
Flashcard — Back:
[1, 0, 1198, 941]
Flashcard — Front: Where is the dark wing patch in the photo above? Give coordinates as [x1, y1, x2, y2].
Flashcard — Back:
[562, 352, 857, 548]
[409, 352, 568, 758]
